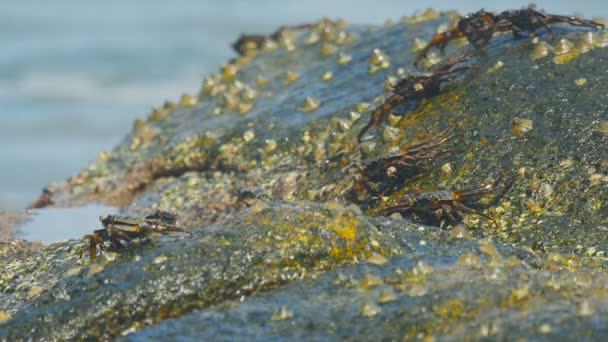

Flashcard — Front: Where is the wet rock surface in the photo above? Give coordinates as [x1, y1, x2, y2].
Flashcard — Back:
[2, 11, 608, 340]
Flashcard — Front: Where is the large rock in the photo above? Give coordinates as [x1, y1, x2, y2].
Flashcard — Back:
[2, 10, 608, 340]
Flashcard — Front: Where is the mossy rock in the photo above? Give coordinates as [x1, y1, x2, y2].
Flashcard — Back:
[3, 11, 608, 340]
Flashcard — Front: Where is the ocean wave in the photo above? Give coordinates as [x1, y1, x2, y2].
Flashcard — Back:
[4, 71, 205, 106]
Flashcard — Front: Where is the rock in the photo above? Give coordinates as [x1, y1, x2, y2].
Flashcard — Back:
[3, 12, 608, 341]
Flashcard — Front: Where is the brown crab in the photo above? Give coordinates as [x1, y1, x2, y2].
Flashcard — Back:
[496, 6, 604, 39]
[414, 6, 604, 66]
[357, 56, 476, 142]
[80, 210, 192, 262]
[414, 9, 498, 66]
[346, 127, 460, 205]
[378, 175, 511, 228]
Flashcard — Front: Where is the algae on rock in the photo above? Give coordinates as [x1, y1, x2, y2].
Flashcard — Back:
[3, 11, 608, 341]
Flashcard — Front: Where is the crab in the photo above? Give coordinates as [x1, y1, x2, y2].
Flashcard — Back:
[357, 56, 476, 142]
[80, 210, 192, 262]
[414, 6, 604, 66]
[414, 9, 498, 67]
[495, 6, 604, 39]
[346, 127, 460, 205]
[378, 175, 511, 228]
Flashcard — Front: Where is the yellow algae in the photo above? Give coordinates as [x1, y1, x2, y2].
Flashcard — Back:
[434, 299, 464, 320]
[334, 223, 357, 240]
[553, 52, 580, 64]
[0, 311, 11, 322]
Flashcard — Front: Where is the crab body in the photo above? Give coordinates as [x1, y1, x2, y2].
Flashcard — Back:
[81, 210, 191, 262]
[414, 6, 604, 66]
[379, 176, 510, 228]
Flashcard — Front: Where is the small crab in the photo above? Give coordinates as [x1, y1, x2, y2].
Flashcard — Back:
[414, 9, 498, 66]
[378, 175, 511, 228]
[80, 210, 192, 262]
[414, 6, 604, 66]
[346, 127, 460, 205]
[496, 6, 604, 39]
[358, 56, 476, 142]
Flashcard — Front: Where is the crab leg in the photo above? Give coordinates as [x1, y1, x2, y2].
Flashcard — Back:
[414, 29, 465, 66]
[451, 201, 499, 228]
[546, 15, 605, 30]
[357, 93, 405, 142]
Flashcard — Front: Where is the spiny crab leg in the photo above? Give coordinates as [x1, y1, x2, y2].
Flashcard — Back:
[413, 29, 465, 66]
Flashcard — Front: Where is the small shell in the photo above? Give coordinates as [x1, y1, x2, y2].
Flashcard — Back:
[531, 41, 552, 60]
[304, 31, 320, 45]
[512, 118, 534, 136]
[221, 64, 239, 81]
[255, 75, 269, 88]
[487, 61, 504, 73]
[284, 71, 300, 85]
[180, 93, 197, 107]
[243, 129, 255, 142]
[368, 49, 391, 74]
[337, 52, 352, 65]
[360, 302, 381, 317]
[411, 37, 427, 52]
[300, 97, 320, 112]
[554, 38, 574, 55]
[321, 71, 334, 81]
[320, 43, 338, 57]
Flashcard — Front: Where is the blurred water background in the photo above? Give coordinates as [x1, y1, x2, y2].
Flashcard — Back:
[1, 0, 605, 211]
